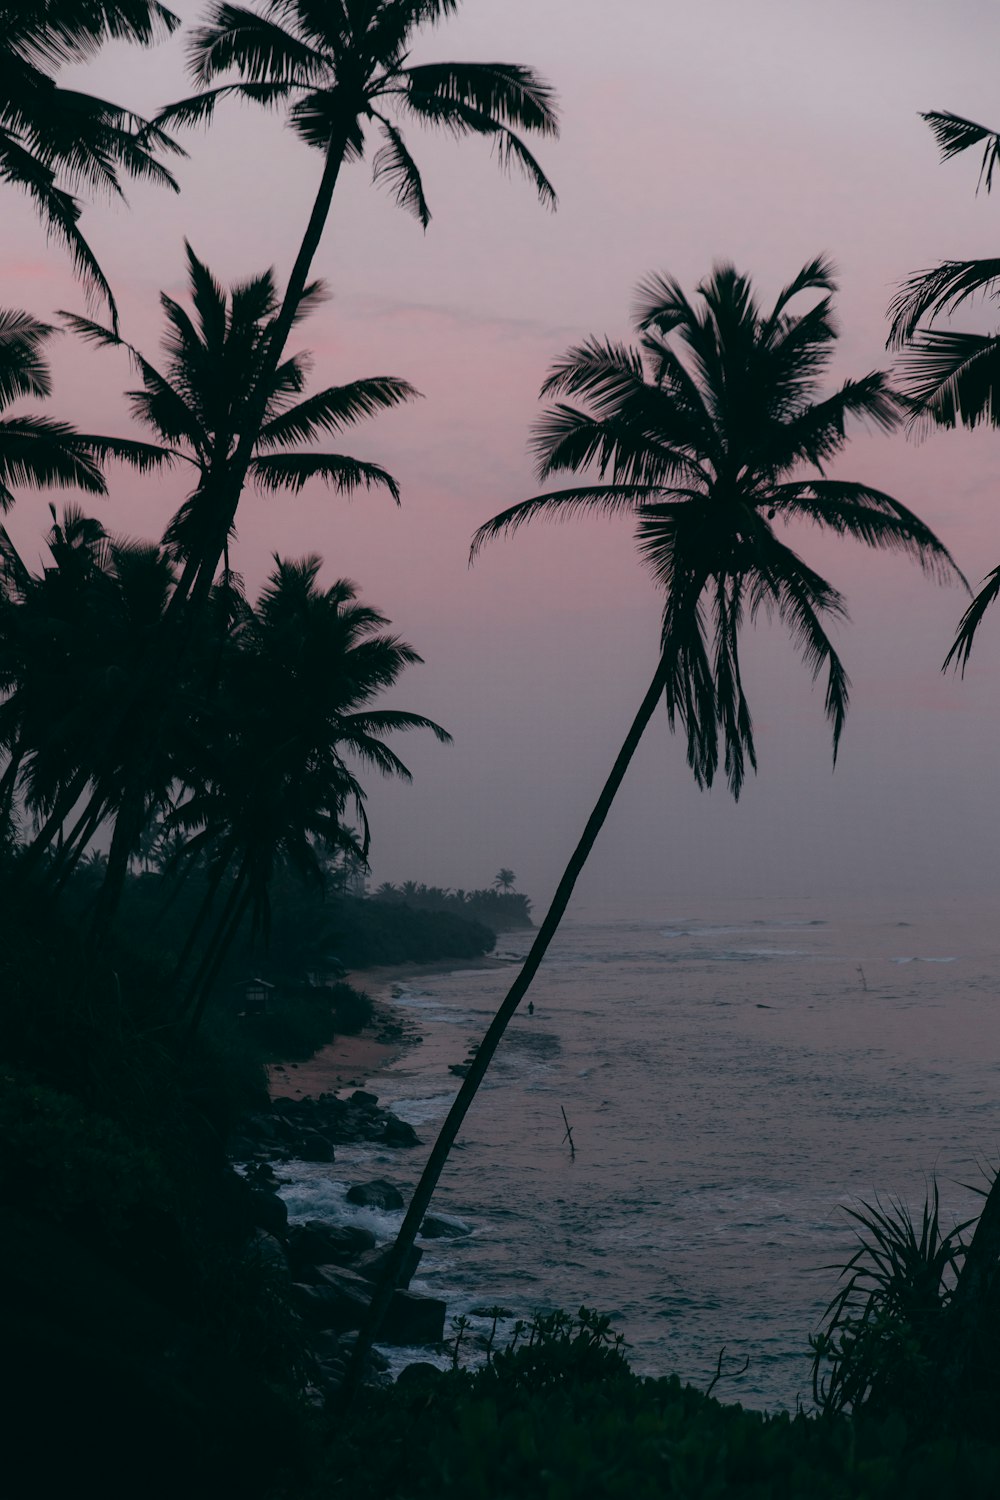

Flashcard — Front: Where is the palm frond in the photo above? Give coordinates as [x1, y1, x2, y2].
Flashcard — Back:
[0, 309, 55, 405]
[186, 3, 328, 85]
[769, 480, 966, 587]
[370, 116, 430, 226]
[921, 110, 1000, 191]
[257, 376, 419, 448]
[887, 258, 1000, 349]
[402, 61, 559, 137]
[895, 328, 1000, 430]
[470, 483, 664, 561]
[0, 416, 108, 504]
[250, 452, 401, 499]
[943, 566, 1000, 674]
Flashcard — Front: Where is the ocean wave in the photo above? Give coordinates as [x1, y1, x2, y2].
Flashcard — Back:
[890, 956, 958, 965]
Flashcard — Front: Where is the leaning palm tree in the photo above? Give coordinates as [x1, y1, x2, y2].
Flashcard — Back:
[152, 0, 559, 605]
[888, 109, 1000, 671]
[347, 257, 964, 1390]
[1, 1, 182, 322]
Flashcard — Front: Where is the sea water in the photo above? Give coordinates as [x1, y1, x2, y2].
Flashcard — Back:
[278, 895, 1000, 1410]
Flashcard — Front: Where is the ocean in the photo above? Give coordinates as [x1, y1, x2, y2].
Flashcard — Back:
[279, 895, 1000, 1411]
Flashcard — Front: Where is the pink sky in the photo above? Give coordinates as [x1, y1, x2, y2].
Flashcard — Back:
[4, 0, 1000, 914]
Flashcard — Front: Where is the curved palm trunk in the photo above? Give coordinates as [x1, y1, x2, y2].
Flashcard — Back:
[342, 652, 672, 1400]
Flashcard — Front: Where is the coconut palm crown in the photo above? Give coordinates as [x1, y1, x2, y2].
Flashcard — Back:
[474, 257, 963, 796]
[887, 110, 1000, 671]
[158, 0, 558, 228]
[1, 1, 182, 320]
[64, 243, 417, 586]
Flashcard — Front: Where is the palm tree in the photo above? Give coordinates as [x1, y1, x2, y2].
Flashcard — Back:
[65, 242, 417, 609]
[1, 1, 182, 322]
[151, 0, 559, 604]
[886, 109, 1000, 1384]
[493, 867, 516, 893]
[0, 505, 176, 867]
[168, 556, 450, 1035]
[30, 244, 417, 927]
[887, 110, 1000, 670]
[346, 257, 963, 1391]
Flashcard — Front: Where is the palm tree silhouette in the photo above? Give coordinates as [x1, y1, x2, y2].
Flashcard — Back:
[65, 243, 417, 611]
[0, 506, 175, 866]
[27, 246, 417, 925]
[348, 258, 963, 1389]
[168, 556, 450, 1035]
[888, 110, 1000, 670]
[886, 107, 1000, 1382]
[493, 867, 516, 893]
[152, 0, 558, 603]
[1, 1, 182, 322]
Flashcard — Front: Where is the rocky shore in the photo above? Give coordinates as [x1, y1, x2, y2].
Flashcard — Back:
[231, 1018, 470, 1398]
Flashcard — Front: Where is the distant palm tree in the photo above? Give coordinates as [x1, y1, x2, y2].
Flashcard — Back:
[888, 110, 1000, 670]
[349, 257, 963, 1387]
[153, 0, 559, 601]
[1, 1, 182, 321]
[493, 867, 516, 893]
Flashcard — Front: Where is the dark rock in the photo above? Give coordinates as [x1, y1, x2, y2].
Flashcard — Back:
[396, 1362, 445, 1389]
[248, 1189, 287, 1239]
[290, 1268, 372, 1332]
[419, 1214, 472, 1240]
[288, 1221, 376, 1276]
[350, 1090, 379, 1109]
[338, 1332, 390, 1372]
[346, 1180, 405, 1211]
[380, 1290, 447, 1346]
[294, 1130, 335, 1163]
[249, 1229, 289, 1277]
[381, 1114, 420, 1148]
[353, 1242, 422, 1290]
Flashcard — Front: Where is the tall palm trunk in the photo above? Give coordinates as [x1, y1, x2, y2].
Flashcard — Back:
[342, 651, 672, 1399]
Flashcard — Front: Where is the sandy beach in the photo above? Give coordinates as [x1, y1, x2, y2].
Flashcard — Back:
[267, 952, 514, 1101]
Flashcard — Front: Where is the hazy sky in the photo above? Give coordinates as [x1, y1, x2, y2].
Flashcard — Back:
[6, 0, 1000, 916]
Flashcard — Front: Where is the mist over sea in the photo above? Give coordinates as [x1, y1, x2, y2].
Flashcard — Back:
[280, 896, 1000, 1410]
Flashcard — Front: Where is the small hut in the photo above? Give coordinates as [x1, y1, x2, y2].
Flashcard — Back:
[241, 977, 275, 1016]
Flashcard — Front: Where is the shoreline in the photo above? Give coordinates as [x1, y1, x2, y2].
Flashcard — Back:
[267, 951, 515, 1102]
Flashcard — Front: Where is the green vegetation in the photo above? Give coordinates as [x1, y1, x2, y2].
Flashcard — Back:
[373, 879, 533, 930]
[324, 1309, 1000, 1500]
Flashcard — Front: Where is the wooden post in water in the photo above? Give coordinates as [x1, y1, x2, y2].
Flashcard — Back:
[560, 1106, 576, 1160]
